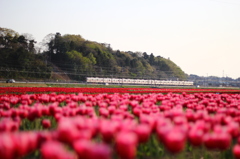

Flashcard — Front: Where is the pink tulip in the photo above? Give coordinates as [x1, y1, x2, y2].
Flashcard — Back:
[57, 119, 81, 144]
[41, 141, 76, 159]
[100, 120, 118, 143]
[0, 133, 15, 159]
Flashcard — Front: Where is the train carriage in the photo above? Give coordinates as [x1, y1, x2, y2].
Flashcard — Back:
[86, 77, 194, 86]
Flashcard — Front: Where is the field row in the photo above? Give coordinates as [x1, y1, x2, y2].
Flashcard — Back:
[1, 87, 240, 94]
[1, 90, 240, 158]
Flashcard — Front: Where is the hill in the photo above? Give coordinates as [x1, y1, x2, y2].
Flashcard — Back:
[0, 27, 187, 81]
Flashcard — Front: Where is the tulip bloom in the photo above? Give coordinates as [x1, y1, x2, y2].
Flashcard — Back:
[115, 132, 138, 159]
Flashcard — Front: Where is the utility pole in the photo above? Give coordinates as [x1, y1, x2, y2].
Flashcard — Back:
[206, 73, 208, 87]
[223, 70, 225, 86]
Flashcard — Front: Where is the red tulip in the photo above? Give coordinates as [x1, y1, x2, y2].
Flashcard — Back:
[19, 109, 28, 118]
[11, 132, 37, 158]
[89, 143, 112, 159]
[233, 144, 240, 159]
[203, 133, 218, 150]
[216, 131, 232, 150]
[37, 131, 53, 148]
[73, 139, 93, 159]
[164, 129, 186, 153]
[42, 119, 51, 129]
[99, 108, 109, 118]
[115, 132, 138, 159]
[57, 119, 80, 144]
[132, 107, 141, 117]
[134, 124, 151, 143]
[188, 128, 204, 147]
[156, 120, 173, 143]
[108, 105, 116, 114]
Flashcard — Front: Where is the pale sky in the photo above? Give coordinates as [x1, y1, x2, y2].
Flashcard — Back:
[1, 0, 240, 79]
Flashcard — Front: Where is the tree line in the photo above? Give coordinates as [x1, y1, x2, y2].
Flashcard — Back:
[0, 27, 187, 81]
[0, 27, 51, 80]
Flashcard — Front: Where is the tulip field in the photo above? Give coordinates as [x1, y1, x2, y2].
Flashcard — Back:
[1, 87, 240, 159]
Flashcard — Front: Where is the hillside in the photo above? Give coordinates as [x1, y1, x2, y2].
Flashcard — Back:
[0, 27, 187, 81]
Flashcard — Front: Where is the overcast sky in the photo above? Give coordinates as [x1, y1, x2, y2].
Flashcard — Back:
[1, 0, 240, 78]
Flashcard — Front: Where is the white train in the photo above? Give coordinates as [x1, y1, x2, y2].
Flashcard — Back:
[86, 77, 194, 86]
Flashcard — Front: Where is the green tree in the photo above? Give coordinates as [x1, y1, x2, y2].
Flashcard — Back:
[0, 27, 51, 80]
[143, 52, 149, 60]
[87, 53, 96, 65]
[149, 53, 155, 65]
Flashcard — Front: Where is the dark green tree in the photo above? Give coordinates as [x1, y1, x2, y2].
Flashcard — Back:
[149, 53, 155, 65]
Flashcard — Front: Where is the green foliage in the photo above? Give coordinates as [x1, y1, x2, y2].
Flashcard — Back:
[0, 27, 51, 80]
[88, 53, 97, 65]
[155, 57, 187, 80]
[0, 27, 187, 81]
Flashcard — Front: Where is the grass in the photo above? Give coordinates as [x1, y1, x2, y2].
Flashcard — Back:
[47, 83, 153, 88]
[0, 82, 240, 91]
[0, 83, 48, 87]
[0, 82, 155, 88]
